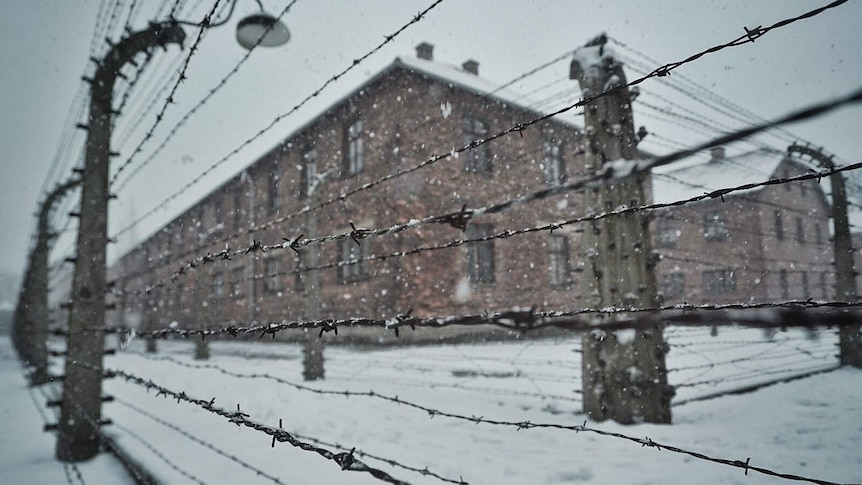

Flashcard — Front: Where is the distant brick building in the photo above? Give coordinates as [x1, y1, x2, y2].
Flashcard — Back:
[651, 147, 835, 305]
[109, 46, 837, 337]
[110, 43, 592, 333]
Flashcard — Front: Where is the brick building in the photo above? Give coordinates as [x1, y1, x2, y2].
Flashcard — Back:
[110, 43, 592, 336]
[651, 147, 835, 304]
[109, 45, 838, 338]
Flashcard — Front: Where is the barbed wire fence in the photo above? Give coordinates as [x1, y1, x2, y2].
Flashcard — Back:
[14, 0, 862, 484]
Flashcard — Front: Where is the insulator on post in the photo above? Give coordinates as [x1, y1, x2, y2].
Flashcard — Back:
[75, 123, 89, 131]
[69, 211, 81, 218]
[46, 399, 62, 408]
[81, 76, 94, 85]
[44, 423, 59, 432]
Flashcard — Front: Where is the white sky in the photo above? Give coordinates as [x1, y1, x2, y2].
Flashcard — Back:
[1, 0, 860, 280]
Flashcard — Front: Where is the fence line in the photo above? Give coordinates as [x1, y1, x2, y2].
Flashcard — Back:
[74, 360, 848, 485]
[111, 160, 862, 301]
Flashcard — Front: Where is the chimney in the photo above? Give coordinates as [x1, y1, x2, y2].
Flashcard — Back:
[710, 146, 725, 161]
[416, 42, 434, 61]
[462, 59, 479, 75]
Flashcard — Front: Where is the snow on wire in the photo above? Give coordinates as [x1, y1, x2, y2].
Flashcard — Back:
[70, 360, 849, 485]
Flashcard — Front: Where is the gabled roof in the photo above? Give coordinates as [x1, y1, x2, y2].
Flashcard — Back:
[394, 57, 581, 129]
[651, 148, 811, 204]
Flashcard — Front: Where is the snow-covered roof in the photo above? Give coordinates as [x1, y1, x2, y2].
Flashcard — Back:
[651, 148, 789, 204]
[394, 56, 581, 129]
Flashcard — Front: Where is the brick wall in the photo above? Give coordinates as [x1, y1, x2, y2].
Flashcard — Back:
[653, 158, 835, 305]
[112, 60, 591, 334]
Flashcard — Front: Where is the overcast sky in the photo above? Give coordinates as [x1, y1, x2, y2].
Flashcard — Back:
[1, 0, 860, 283]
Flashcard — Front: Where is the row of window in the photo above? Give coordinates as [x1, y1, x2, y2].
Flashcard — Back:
[656, 210, 824, 248]
[197, 229, 576, 304]
[661, 269, 829, 298]
[137, 115, 570, 268]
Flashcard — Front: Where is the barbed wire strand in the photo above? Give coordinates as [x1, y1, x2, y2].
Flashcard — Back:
[81, 361, 848, 485]
[109, 0, 842, 244]
[110, 0, 446, 235]
[71, 361, 414, 485]
[115, 395, 466, 485]
[111, 0, 304, 189]
[105, 0, 226, 183]
[115, 159, 862, 300]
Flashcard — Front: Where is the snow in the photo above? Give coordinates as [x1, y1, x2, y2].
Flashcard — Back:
[4, 327, 861, 484]
[0, 337, 134, 485]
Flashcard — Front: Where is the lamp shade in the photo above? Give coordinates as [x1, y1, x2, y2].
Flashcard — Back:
[236, 13, 290, 49]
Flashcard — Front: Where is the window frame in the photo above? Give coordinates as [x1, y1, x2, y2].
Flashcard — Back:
[774, 210, 784, 241]
[703, 211, 729, 241]
[702, 268, 735, 294]
[301, 147, 317, 199]
[263, 258, 283, 294]
[339, 238, 370, 284]
[345, 118, 364, 174]
[795, 217, 805, 244]
[466, 223, 495, 284]
[542, 138, 564, 185]
[211, 271, 225, 300]
[661, 273, 686, 298]
[462, 114, 491, 175]
[548, 234, 573, 289]
[657, 215, 680, 248]
[230, 267, 245, 299]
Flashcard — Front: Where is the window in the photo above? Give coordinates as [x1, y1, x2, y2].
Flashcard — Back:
[703, 269, 735, 294]
[294, 254, 305, 291]
[267, 174, 279, 214]
[779, 269, 789, 299]
[661, 273, 685, 298]
[820, 272, 828, 299]
[301, 147, 317, 198]
[212, 272, 224, 300]
[233, 189, 243, 229]
[264, 258, 283, 294]
[466, 223, 495, 284]
[230, 267, 245, 299]
[340, 239, 370, 284]
[345, 119, 363, 174]
[176, 281, 185, 308]
[801, 271, 809, 299]
[795, 217, 804, 244]
[704, 211, 728, 241]
[774, 210, 784, 240]
[462, 115, 490, 174]
[814, 223, 823, 245]
[542, 138, 564, 185]
[657, 215, 679, 248]
[548, 234, 572, 289]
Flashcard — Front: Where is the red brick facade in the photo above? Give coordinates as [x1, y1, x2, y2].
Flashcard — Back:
[109, 50, 837, 337]
[111, 50, 591, 333]
[651, 150, 835, 305]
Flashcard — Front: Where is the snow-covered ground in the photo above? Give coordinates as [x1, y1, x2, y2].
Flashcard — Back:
[0, 337, 133, 485]
[3, 327, 860, 484]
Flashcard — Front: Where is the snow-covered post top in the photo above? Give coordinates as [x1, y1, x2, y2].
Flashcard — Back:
[570, 33, 639, 164]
